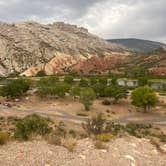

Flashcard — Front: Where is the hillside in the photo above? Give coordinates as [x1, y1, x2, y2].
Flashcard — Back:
[108, 38, 166, 53]
[0, 137, 166, 166]
[119, 48, 166, 76]
[0, 21, 127, 77]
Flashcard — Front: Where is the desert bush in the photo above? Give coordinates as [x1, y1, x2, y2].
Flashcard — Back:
[125, 123, 152, 137]
[94, 140, 107, 149]
[54, 122, 67, 137]
[14, 114, 53, 140]
[0, 131, 9, 145]
[158, 134, 166, 143]
[96, 133, 113, 142]
[61, 136, 77, 152]
[105, 122, 124, 135]
[69, 129, 77, 138]
[47, 134, 61, 146]
[77, 113, 88, 117]
[102, 99, 111, 105]
[82, 113, 106, 135]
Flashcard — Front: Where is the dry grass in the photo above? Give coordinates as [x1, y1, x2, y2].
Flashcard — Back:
[61, 137, 77, 152]
[47, 134, 77, 152]
[0, 131, 9, 145]
[96, 133, 114, 142]
[94, 140, 107, 149]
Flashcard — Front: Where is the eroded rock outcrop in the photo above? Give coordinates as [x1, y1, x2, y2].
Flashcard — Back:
[0, 21, 127, 76]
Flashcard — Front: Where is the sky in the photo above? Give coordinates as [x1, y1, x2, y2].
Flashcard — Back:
[0, 0, 165, 43]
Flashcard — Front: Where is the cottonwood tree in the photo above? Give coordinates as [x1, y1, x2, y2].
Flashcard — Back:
[131, 86, 158, 112]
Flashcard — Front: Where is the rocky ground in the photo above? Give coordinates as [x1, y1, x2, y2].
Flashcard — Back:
[0, 136, 165, 166]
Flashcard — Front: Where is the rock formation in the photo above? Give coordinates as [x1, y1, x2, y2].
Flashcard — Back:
[0, 21, 126, 76]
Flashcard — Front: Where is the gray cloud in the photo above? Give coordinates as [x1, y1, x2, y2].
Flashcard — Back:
[0, 0, 165, 43]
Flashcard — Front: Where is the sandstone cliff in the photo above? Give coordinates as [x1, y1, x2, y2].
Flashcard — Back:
[0, 21, 126, 76]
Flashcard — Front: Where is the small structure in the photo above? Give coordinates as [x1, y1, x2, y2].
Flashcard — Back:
[150, 80, 166, 90]
[117, 78, 138, 87]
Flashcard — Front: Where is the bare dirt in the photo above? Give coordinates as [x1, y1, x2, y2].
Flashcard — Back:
[0, 136, 165, 166]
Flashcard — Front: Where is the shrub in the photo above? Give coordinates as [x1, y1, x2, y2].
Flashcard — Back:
[105, 122, 124, 135]
[94, 140, 107, 149]
[102, 99, 111, 105]
[80, 88, 96, 111]
[125, 123, 152, 137]
[96, 133, 114, 142]
[69, 129, 77, 138]
[64, 76, 74, 84]
[79, 78, 89, 87]
[92, 83, 106, 97]
[14, 114, 53, 140]
[36, 70, 47, 77]
[82, 113, 106, 135]
[37, 76, 58, 87]
[0, 131, 9, 145]
[98, 77, 108, 85]
[61, 137, 77, 152]
[47, 134, 61, 146]
[70, 86, 81, 98]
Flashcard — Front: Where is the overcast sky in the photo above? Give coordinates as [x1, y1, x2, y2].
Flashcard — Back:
[0, 0, 165, 43]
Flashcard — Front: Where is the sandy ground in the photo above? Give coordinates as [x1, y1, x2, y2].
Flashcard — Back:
[0, 136, 165, 166]
[0, 95, 165, 130]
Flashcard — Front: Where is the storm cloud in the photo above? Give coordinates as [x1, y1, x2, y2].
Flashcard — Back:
[0, 0, 165, 43]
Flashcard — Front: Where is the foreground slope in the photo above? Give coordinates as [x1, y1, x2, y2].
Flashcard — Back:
[0, 137, 165, 166]
[0, 21, 126, 76]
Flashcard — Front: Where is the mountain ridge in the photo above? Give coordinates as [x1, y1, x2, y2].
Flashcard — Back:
[108, 38, 166, 53]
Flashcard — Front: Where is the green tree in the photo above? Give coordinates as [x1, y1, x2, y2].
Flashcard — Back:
[70, 86, 81, 98]
[0, 78, 30, 98]
[64, 76, 74, 84]
[37, 76, 58, 87]
[36, 70, 47, 77]
[92, 83, 106, 97]
[79, 78, 89, 87]
[98, 77, 108, 85]
[110, 77, 117, 86]
[105, 86, 128, 103]
[138, 77, 148, 86]
[131, 86, 158, 112]
[89, 77, 98, 86]
[80, 88, 96, 111]
[38, 83, 70, 98]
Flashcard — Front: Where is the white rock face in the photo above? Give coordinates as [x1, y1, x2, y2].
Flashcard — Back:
[0, 21, 125, 76]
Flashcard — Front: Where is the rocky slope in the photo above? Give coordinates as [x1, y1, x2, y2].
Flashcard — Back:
[121, 48, 166, 76]
[0, 21, 126, 76]
[0, 137, 165, 166]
